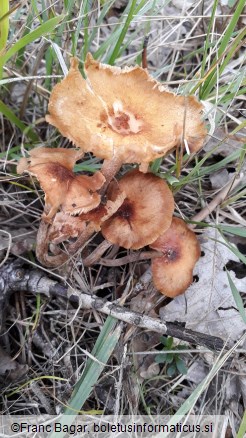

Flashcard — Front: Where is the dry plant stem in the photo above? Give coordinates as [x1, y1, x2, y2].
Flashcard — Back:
[36, 220, 68, 267]
[67, 222, 97, 255]
[19, 43, 47, 119]
[189, 172, 245, 228]
[100, 156, 122, 195]
[83, 240, 112, 266]
[99, 250, 163, 267]
[142, 36, 149, 69]
[0, 261, 225, 351]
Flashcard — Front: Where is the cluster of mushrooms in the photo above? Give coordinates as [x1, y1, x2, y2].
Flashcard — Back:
[17, 54, 207, 298]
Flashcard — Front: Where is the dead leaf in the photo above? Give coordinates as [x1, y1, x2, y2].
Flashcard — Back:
[210, 169, 230, 190]
[185, 359, 207, 384]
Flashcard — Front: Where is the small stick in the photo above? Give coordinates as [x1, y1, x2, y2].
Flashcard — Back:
[142, 36, 149, 69]
[98, 250, 163, 267]
[0, 261, 225, 351]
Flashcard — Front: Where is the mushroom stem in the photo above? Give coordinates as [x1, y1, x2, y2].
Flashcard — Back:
[83, 240, 113, 267]
[99, 250, 163, 267]
[36, 220, 69, 267]
[100, 156, 122, 194]
[67, 222, 97, 255]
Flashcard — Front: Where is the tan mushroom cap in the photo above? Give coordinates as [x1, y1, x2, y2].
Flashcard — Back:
[101, 170, 174, 249]
[149, 217, 200, 297]
[46, 54, 207, 167]
[17, 147, 105, 219]
[17, 147, 83, 174]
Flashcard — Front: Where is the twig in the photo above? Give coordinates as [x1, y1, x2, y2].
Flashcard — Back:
[98, 250, 163, 267]
[19, 43, 48, 119]
[0, 261, 225, 351]
[142, 36, 149, 69]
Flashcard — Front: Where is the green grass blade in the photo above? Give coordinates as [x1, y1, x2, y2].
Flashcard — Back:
[201, 27, 246, 99]
[237, 411, 246, 438]
[30, 0, 40, 21]
[107, 0, 138, 65]
[200, 0, 218, 80]
[49, 316, 122, 438]
[172, 147, 243, 191]
[0, 100, 38, 142]
[160, 335, 246, 437]
[0, 0, 9, 51]
[226, 270, 246, 324]
[199, 0, 246, 98]
[87, 0, 116, 54]
[215, 0, 245, 59]
[82, 1, 89, 62]
[0, 15, 64, 77]
[74, 1, 89, 58]
[223, 187, 246, 208]
[231, 120, 246, 136]
[93, 0, 155, 62]
[214, 235, 246, 266]
[64, 0, 76, 13]
[220, 225, 246, 238]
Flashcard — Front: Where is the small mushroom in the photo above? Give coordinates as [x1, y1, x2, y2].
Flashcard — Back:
[17, 147, 105, 220]
[149, 217, 200, 297]
[101, 170, 174, 249]
[46, 54, 207, 183]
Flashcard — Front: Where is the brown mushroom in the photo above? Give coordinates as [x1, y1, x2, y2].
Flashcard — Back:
[48, 188, 125, 247]
[17, 147, 83, 173]
[17, 147, 105, 220]
[46, 54, 207, 183]
[149, 217, 200, 297]
[101, 170, 174, 249]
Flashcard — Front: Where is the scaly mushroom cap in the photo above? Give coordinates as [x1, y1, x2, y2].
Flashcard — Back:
[17, 147, 105, 219]
[150, 217, 201, 297]
[101, 170, 174, 249]
[46, 54, 207, 167]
